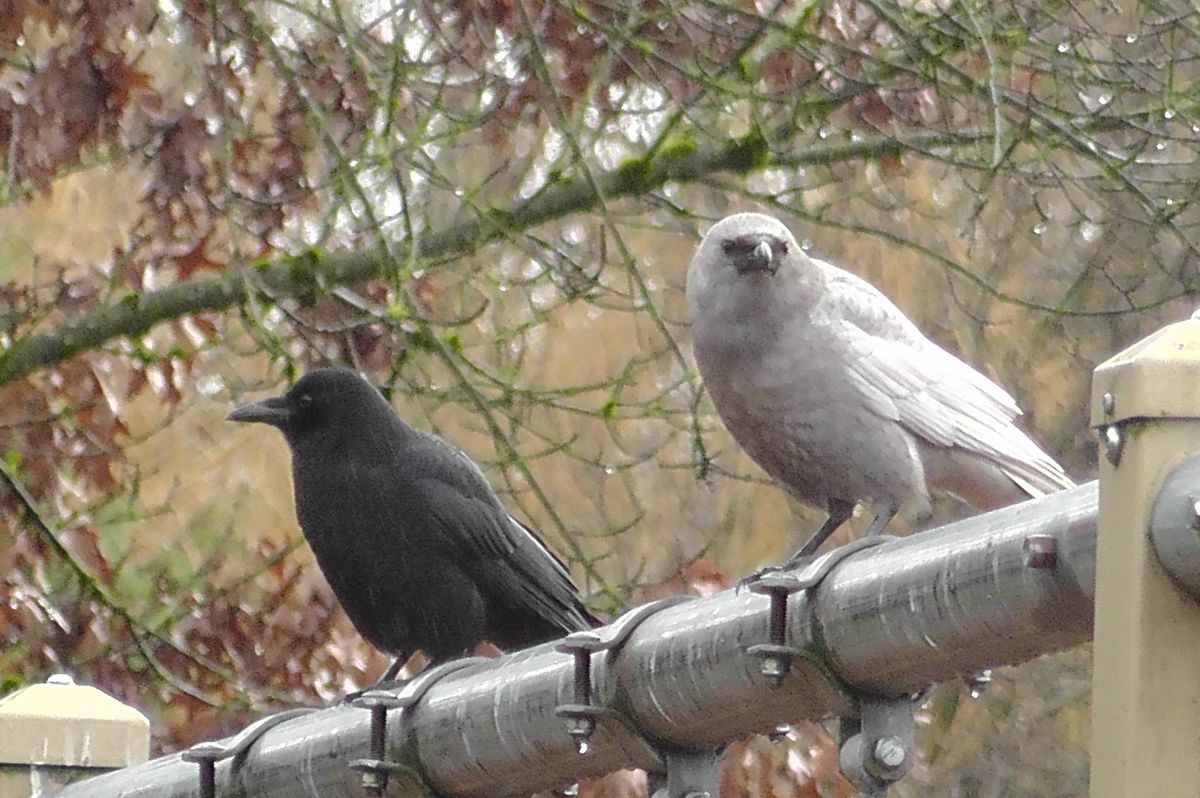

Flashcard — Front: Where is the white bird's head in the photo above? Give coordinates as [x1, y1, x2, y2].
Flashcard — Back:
[687, 212, 809, 319]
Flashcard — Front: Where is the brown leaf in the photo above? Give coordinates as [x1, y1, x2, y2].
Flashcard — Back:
[60, 524, 114, 584]
[175, 236, 222, 280]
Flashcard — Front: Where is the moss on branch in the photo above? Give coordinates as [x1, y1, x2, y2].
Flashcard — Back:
[0, 129, 987, 385]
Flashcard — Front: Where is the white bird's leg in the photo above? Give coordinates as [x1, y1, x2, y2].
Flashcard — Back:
[863, 505, 899, 538]
[738, 499, 856, 588]
[784, 498, 857, 565]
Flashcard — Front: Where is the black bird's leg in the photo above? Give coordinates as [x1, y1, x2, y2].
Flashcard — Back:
[342, 652, 413, 702]
[379, 656, 408, 683]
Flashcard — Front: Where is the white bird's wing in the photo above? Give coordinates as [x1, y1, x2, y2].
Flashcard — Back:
[816, 263, 1075, 497]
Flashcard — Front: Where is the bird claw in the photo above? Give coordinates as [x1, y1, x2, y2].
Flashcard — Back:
[342, 677, 412, 703]
[342, 687, 371, 704]
[736, 564, 786, 592]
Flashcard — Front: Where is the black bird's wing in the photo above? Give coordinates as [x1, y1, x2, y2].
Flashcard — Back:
[408, 434, 595, 638]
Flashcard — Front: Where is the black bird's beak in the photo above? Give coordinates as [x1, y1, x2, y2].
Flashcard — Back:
[227, 395, 292, 427]
[735, 239, 776, 275]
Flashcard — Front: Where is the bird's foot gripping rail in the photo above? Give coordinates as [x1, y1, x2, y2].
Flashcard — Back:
[348, 658, 487, 796]
[745, 537, 915, 798]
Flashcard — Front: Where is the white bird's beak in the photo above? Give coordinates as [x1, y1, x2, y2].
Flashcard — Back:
[754, 240, 772, 266]
[733, 239, 777, 275]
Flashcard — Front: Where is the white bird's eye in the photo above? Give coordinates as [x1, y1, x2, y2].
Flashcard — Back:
[721, 240, 736, 255]
[779, 242, 789, 254]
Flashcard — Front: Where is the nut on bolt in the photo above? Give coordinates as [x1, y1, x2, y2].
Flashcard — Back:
[1022, 534, 1058, 570]
[555, 630, 607, 755]
[760, 655, 785, 681]
[872, 736, 907, 772]
[747, 572, 804, 688]
[360, 770, 383, 793]
[349, 690, 406, 795]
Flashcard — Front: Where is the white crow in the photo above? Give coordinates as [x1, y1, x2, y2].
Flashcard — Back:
[687, 212, 1074, 567]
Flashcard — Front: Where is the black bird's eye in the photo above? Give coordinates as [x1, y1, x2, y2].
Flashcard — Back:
[721, 240, 736, 256]
[779, 242, 789, 254]
[297, 393, 314, 409]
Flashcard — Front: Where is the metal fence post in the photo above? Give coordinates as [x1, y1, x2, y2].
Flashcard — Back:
[0, 674, 149, 798]
[1089, 315, 1200, 797]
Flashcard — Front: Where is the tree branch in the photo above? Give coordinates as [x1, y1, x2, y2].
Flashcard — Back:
[0, 129, 988, 386]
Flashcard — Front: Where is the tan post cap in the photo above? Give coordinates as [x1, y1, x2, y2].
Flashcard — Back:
[1091, 316, 1200, 427]
[0, 673, 149, 797]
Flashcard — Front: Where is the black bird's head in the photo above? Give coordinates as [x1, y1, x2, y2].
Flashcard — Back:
[227, 368, 395, 450]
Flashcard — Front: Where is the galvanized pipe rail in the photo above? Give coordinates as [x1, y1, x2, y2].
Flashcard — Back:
[53, 481, 1099, 798]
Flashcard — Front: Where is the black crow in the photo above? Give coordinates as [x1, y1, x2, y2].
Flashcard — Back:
[228, 367, 597, 680]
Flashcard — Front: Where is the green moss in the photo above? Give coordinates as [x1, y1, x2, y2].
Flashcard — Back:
[1001, 27, 1027, 48]
[612, 156, 657, 194]
[382, 741, 440, 798]
[724, 128, 771, 175]
[733, 56, 754, 82]
[483, 206, 516, 230]
[629, 36, 654, 56]
[285, 248, 324, 307]
[407, 327, 440, 353]
[792, 0, 819, 31]
[1120, 418, 1152, 441]
[660, 134, 698, 163]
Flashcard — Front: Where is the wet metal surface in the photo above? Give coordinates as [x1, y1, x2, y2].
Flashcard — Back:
[818, 481, 1097, 692]
[54, 482, 1100, 798]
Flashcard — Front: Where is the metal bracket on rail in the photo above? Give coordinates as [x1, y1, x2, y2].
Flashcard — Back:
[349, 657, 486, 795]
[555, 595, 695, 755]
[648, 745, 725, 798]
[838, 693, 915, 798]
[745, 537, 894, 689]
[181, 707, 317, 798]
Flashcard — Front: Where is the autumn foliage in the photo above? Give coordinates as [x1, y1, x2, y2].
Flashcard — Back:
[0, 1, 1192, 795]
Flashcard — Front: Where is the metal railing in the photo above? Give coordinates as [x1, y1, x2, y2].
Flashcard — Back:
[51, 481, 1100, 798]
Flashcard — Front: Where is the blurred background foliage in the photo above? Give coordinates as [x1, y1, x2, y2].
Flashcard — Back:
[0, 0, 1195, 794]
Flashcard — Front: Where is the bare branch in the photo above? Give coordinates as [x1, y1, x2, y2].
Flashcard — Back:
[0, 128, 985, 386]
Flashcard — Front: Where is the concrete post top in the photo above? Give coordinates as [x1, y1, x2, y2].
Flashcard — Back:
[1092, 316, 1200, 427]
[0, 674, 149, 768]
